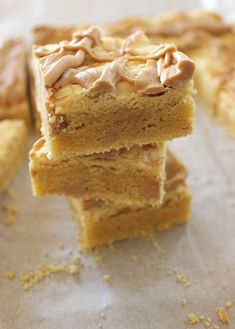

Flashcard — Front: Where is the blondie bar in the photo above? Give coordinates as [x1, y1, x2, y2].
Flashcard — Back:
[32, 26, 195, 158]
[0, 38, 30, 124]
[0, 120, 28, 194]
[107, 11, 235, 137]
[68, 150, 191, 249]
[30, 139, 166, 206]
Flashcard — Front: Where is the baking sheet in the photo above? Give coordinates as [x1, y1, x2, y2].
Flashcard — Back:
[1, 1, 235, 328]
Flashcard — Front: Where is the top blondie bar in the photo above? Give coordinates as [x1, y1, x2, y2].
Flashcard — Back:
[33, 26, 195, 158]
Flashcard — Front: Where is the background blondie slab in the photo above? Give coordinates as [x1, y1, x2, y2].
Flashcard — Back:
[0, 38, 30, 124]
[106, 11, 235, 137]
[0, 120, 28, 194]
[30, 139, 166, 206]
[68, 150, 191, 249]
[33, 26, 195, 158]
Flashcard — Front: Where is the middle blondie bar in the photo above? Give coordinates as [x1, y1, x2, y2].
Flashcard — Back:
[30, 139, 166, 206]
[32, 26, 195, 159]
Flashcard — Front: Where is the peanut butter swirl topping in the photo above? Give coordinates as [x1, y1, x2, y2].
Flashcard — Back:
[34, 26, 195, 96]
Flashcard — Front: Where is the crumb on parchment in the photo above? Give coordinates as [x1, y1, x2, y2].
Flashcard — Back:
[103, 274, 112, 282]
[225, 301, 232, 309]
[204, 317, 212, 328]
[20, 263, 79, 291]
[188, 313, 199, 324]
[1, 203, 18, 226]
[176, 273, 192, 288]
[6, 271, 16, 280]
[94, 255, 103, 262]
[216, 307, 230, 324]
[72, 255, 81, 264]
[130, 254, 139, 261]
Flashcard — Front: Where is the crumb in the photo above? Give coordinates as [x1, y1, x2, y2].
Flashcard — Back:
[204, 317, 212, 328]
[216, 307, 230, 324]
[181, 298, 187, 306]
[188, 313, 199, 324]
[20, 263, 79, 291]
[67, 265, 79, 275]
[204, 320, 211, 328]
[43, 252, 49, 258]
[103, 274, 112, 282]
[199, 315, 205, 321]
[98, 324, 102, 329]
[2, 203, 18, 226]
[2, 204, 18, 214]
[16, 308, 20, 316]
[225, 301, 232, 309]
[72, 255, 80, 264]
[176, 274, 188, 284]
[6, 271, 16, 280]
[208, 268, 214, 274]
[94, 255, 103, 262]
[5, 216, 16, 226]
[176, 274, 191, 287]
[130, 255, 139, 261]
[214, 325, 220, 329]
[148, 234, 163, 251]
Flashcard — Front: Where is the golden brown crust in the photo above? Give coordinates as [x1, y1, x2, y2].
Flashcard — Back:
[33, 26, 195, 95]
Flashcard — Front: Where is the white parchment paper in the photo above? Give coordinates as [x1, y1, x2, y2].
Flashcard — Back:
[1, 1, 235, 328]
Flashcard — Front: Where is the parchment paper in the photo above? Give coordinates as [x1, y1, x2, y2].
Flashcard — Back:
[1, 1, 235, 328]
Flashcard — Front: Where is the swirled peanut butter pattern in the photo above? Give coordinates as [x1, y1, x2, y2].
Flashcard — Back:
[34, 26, 195, 96]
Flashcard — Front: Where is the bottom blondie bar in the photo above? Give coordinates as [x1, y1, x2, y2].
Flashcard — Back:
[0, 120, 28, 194]
[68, 150, 191, 249]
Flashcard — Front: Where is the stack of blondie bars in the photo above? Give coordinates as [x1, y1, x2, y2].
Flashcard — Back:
[29, 26, 195, 249]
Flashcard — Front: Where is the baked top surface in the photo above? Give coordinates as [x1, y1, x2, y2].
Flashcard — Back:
[0, 38, 27, 107]
[33, 26, 195, 97]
